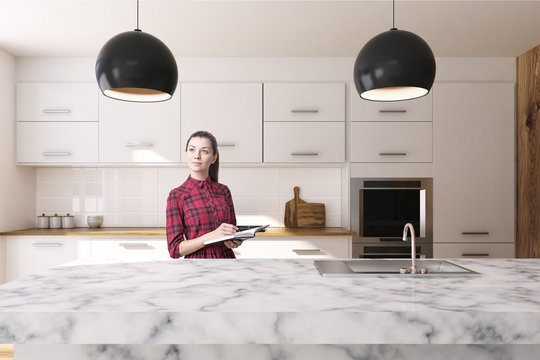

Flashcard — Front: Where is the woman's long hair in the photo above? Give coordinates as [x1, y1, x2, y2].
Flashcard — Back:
[185, 130, 219, 182]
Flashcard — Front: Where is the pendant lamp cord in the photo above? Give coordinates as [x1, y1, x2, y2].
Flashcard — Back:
[392, 0, 396, 30]
[136, 0, 140, 31]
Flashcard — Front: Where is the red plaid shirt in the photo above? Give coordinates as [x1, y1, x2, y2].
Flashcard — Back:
[166, 175, 237, 259]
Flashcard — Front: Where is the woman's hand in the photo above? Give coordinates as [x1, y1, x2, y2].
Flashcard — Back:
[224, 239, 243, 249]
[212, 223, 238, 238]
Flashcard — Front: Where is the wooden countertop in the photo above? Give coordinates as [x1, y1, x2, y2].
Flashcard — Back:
[0, 227, 355, 237]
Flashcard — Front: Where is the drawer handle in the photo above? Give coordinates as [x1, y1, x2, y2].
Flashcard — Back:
[291, 152, 319, 156]
[462, 232, 490, 235]
[379, 110, 407, 113]
[42, 152, 71, 156]
[461, 253, 490, 257]
[291, 109, 319, 113]
[379, 152, 407, 156]
[218, 143, 236, 147]
[125, 142, 154, 148]
[43, 109, 71, 114]
[32, 243, 62, 247]
[292, 249, 325, 255]
[119, 243, 150, 249]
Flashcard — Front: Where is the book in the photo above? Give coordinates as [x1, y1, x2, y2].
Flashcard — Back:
[203, 225, 270, 245]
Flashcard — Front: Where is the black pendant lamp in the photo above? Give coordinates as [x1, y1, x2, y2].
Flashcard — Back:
[96, 0, 178, 102]
[353, 0, 436, 101]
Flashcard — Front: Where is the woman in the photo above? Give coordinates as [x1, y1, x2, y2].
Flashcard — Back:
[166, 130, 242, 258]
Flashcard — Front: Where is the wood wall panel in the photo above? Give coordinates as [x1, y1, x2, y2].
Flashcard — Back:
[517, 45, 540, 258]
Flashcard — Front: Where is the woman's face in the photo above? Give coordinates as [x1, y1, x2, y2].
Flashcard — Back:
[186, 137, 217, 179]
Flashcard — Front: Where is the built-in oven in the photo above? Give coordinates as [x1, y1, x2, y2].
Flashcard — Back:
[350, 178, 433, 259]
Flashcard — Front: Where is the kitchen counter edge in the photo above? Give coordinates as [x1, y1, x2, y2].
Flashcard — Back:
[0, 227, 355, 237]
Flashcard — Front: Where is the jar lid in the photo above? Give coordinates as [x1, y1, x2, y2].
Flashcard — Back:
[38, 213, 48, 217]
[51, 213, 60, 217]
[63, 213, 74, 217]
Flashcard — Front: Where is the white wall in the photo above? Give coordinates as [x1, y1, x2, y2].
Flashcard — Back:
[0, 49, 35, 232]
[35, 167, 343, 228]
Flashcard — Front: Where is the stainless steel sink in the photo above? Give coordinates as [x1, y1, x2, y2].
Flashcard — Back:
[314, 259, 480, 277]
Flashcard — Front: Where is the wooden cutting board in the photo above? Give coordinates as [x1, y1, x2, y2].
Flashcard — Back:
[284, 186, 305, 228]
[298, 202, 326, 228]
[284, 186, 326, 228]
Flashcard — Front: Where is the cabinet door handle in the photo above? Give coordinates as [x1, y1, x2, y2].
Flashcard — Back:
[119, 243, 150, 249]
[42, 109, 71, 114]
[291, 152, 319, 156]
[461, 253, 490, 257]
[42, 152, 71, 156]
[125, 142, 153, 148]
[379, 152, 407, 156]
[32, 243, 62, 247]
[461, 232, 490, 235]
[291, 109, 319, 113]
[379, 110, 407, 113]
[218, 143, 236, 147]
[292, 249, 325, 255]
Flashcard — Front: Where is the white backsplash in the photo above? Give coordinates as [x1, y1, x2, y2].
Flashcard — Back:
[35, 167, 342, 228]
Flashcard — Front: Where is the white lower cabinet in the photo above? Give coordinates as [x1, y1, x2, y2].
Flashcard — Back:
[434, 242, 515, 258]
[234, 237, 350, 259]
[264, 122, 345, 163]
[4, 237, 91, 283]
[17, 122, 98, 163]
[90, 237, 170, 262]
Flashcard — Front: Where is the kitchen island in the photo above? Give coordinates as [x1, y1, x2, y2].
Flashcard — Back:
[1, 258, 540, 359]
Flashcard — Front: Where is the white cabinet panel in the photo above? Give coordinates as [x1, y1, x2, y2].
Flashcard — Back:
[264, 83, 345, 122]
[181, 83, 262, 163]
[350, 122, 432, 162]
[434, 243, 515, 258]
[17, 122, 98, 163]
[234, 237, 350, 259]
[99, 92, 180, 163]
[433, 83, 515, 244]
[90, 237, 169, 261]
[351, 91, 432, 122]
[264, 122, 345, 163]
[17, 83, 98, 122]
[4, 237, 90, 283]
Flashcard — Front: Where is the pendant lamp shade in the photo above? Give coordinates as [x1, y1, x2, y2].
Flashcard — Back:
[96, 29, 178, 103]
[353, 28, 436, 102]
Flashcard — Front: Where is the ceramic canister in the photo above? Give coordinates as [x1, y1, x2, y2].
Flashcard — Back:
[49, 213, 62, 229]
[37, 213, 49, 229]
[62, 213, 75, 229]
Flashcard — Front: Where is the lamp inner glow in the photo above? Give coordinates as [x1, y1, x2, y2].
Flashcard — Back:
[361, 86, 428, 102]
[104, 88, 172, 102]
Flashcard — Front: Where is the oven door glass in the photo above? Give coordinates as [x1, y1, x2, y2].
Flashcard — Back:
[362, 189, 420, 237]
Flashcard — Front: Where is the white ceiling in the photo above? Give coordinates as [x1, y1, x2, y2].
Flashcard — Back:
[1, 0, 540, 58]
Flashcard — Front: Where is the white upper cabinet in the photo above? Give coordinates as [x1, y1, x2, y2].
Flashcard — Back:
[350, 122, 432, 163]
[17, 122, 98, 163]
[99, 91, 181, 163]
[433, 82, 515, 245]
[264, 83, 345, 122]
[181, 83, 262, 163]
[263, 83, 345, 163]
[17, 83, 98, 122]
[351, 91, 432, 122]
[16, 82, 99, 163]
[264, 122, 345, 163]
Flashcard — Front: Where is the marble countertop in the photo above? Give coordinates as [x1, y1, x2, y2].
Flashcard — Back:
[0, 227, 355, 237]
[1, 258, 539, 345]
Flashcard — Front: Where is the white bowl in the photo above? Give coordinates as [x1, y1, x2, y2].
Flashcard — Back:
[87, 215, 103, 229]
